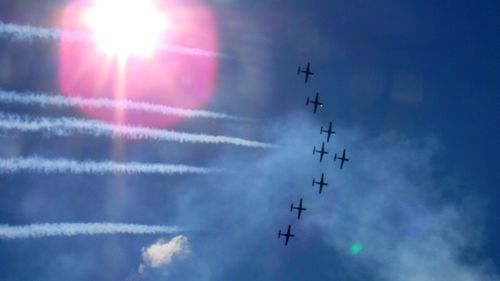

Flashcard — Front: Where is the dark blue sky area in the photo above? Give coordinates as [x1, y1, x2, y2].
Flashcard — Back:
[219, 1, 499, 258]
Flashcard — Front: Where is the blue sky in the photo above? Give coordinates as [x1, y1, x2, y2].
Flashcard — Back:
[0, 0, 498, 280]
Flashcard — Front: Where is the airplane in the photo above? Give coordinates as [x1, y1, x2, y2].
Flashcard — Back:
[320, 121, 336, 142]
[312, 173, 328, 194]
[313, 142, 329, 162]
[306, 92, 323, 113]
[290, 198, 307, 219]
[297, 62, 314, 83]
[334, 149, 349, 169]
[278, 224, 295, 246]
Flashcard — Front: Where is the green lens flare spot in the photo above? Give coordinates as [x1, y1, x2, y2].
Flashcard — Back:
[350, 243, 363, 255]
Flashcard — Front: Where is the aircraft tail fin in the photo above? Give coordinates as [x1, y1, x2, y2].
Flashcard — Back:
[312, 178, 315, 186]
[290, 204, 294, 212]
[278, 230, 282, 238]
[334, 154, 338, 161]
[297, 67, 301, 74]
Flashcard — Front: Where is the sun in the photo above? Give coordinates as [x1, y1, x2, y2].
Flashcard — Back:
[60, 0, 219, 128]
[84, 0, 168, 62]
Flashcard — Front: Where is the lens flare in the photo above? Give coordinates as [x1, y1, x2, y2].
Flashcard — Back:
[84, 0, 168, 62]
[59, 0, 218, 128]
[350, 243, 363, 255]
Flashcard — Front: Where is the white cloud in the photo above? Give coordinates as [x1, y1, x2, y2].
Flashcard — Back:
[139, 235, 191, 273]
[172, 114, 499, 280]
[128, 114, 498, 280]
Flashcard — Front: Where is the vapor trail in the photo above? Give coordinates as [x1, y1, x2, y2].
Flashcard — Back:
[0, 89, 249, 121]
[0, 21, 85, 41]
[0, 223, 188, 239]
[0, 113, 276, 148]
[0, 157, 218, 175]
[0, 22, 231, 58]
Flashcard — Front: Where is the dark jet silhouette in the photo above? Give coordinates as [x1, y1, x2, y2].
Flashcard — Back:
[297, 62, 314, 83]
[278, 224, 295, 246]
[313, 142, 329, 162]
[290, 198, 307, 219]
[321, 121, 336, 142]
[334, 149, 349, 169]
[312, 173, 328, 194]
[306, 92, 323, 113]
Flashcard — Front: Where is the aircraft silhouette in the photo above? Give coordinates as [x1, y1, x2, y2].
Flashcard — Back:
[278, 224, 295, 246]
[290, 198, 307, 219]
[297, 62, 314, 83]
[320, 121, 336, 142]
[334, 149, 349, 169]
[313, 142, 329, 162]
[306, 92, 323, 113]
[312, 173, 328, 194]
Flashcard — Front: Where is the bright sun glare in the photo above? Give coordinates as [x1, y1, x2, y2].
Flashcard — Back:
[84, 0, 168, 61]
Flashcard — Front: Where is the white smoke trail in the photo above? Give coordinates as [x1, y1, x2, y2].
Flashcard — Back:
[0, 89, 249, 121]
[0, 21, 86, 41]
[158, 45, 233, 59]
[0, 223, 188, 239]
[0, 157, 218, 175]
[0, 22, 231, 58]
[0, 113, 276, 148]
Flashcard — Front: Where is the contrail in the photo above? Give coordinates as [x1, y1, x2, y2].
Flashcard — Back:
[0, 223, 188, 239]
[0, 21, 231, 58]
[0, 89, 249, 121]
[0, 113, 276, 148]
[158, 45, 233, 59]
[0, 157, 218, 175]
[0, 21, 85, 41]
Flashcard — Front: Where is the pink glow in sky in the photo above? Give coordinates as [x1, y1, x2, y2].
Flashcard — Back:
[58, 0, 218, 128]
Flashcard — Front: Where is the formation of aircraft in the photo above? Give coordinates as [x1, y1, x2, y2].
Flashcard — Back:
[290, 198, 307, 219]
[334, 149, 349, 169]
[312, 173, 328, 194]
[306, 92, 323, 113]
[313, 142, 329, 162]
[277, 63, 352, 246]
[278, 224, 295, 246]
[320, 122, 336, 142]
[297, 62, 314, 83]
